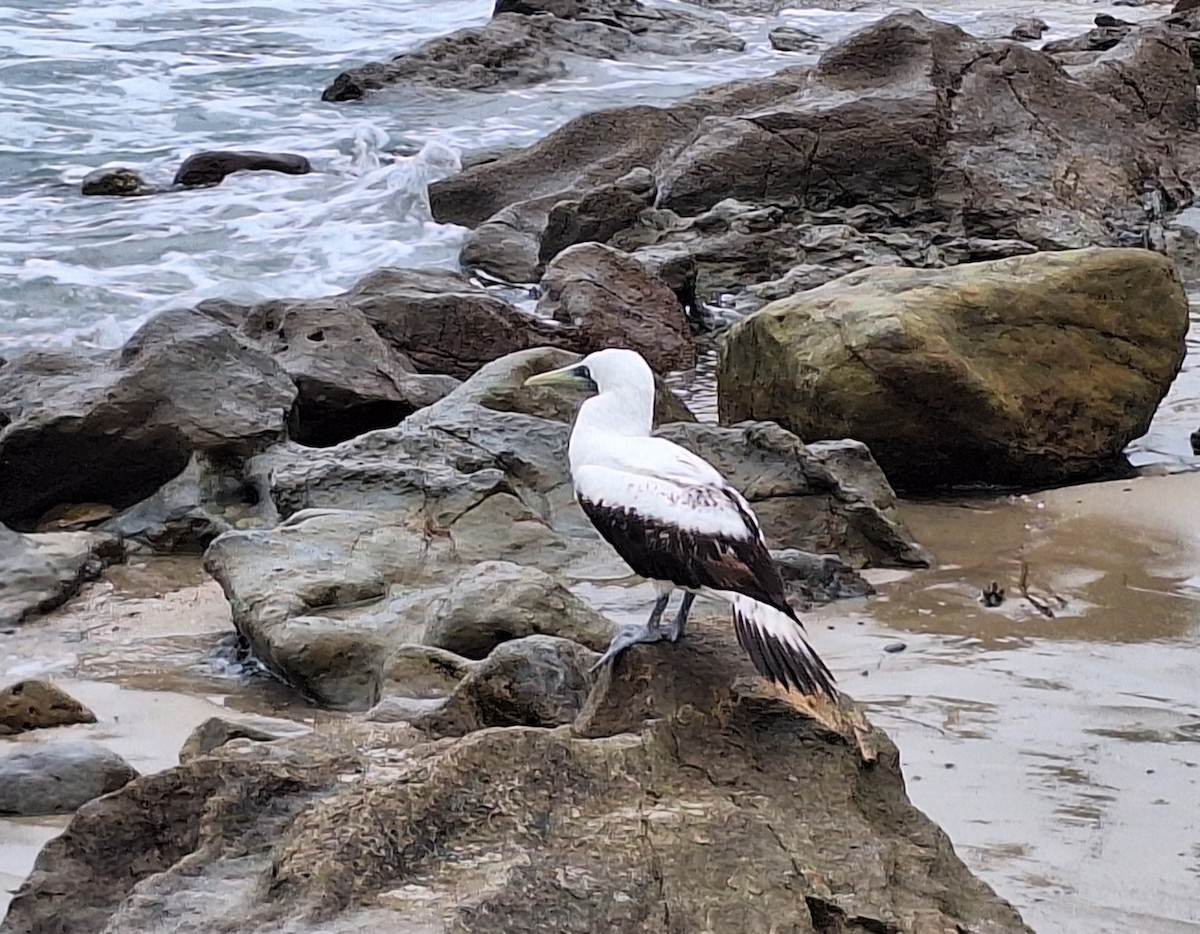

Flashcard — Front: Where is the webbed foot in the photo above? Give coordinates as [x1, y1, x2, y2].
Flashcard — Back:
[590, 623, 666, 672]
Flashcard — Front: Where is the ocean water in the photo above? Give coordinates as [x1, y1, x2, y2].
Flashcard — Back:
[0, 0, 1193, 461]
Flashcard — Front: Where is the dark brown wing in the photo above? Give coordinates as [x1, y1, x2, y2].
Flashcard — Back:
[577, 489, 797, 619]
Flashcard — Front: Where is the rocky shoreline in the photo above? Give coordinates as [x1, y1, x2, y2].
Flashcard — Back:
[3, 1, 1200, 931]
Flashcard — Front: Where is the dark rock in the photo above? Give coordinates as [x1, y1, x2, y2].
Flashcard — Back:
[101, 451, 275, 553]
[1009, 16, 1048, 41]
[1095, 14, 1134, 27]
[0, 680, 97, 735]
[1190, 426, 1199, 453]
[0, 742, 138, 817]
[772, 549, 874, 604]
[80, 167, 148, 197]
[1175, 0, 1200, 13]
[173, 151, 311, 188]
[1, 629, 1035, 934]
[768, 25, 820, 52]
[213, 297, 459, 446]
[494, 0, 580, 14]
[178, 716, 301, 763]
[536, 242, 695, 371]
[0, 311, 297, 529]
[538, 167, 657, 266]
[719, 247, 1189, 489]
[433, 11, 1198, 292]
[0, 526, 123, 626]
[322, 0, 742, 101]
[883, 641, 907, 653]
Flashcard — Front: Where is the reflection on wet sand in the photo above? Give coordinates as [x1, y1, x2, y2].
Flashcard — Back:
[816, 472, 1200, 934]
[1, 474, 1199, 931]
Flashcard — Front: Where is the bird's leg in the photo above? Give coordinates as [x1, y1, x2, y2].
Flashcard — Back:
[663, 592, 695, 643]
[590, 593, 671, 672]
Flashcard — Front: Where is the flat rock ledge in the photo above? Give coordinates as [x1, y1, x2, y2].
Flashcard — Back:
[2, 626, 1033, 934]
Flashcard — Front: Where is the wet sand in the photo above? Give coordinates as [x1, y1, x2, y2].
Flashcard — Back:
[2, 474, 1199, 931]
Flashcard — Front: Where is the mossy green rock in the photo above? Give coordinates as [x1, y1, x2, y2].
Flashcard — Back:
[718, 248, 1189, 489]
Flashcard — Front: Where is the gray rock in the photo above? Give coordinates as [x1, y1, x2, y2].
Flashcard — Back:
[0, 525, 122, 626]
[0, 310, 297, 530]
[322, 0, 742, 101]
[773, 548, 874, 604]
[178, 716, 302, 763]
[768, 25, 820, 52]
[102, 451, 275, 554]
[0, 742, 138, 816]
[1009, 16, 1048, 40]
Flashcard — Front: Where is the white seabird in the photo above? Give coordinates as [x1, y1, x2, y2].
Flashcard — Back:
[524, 348, 838, 698]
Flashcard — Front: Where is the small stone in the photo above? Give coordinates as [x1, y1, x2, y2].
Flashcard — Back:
[768, 25, 820, 53]
[883, 642, 907, 654]
[0, 680, 97, 735]
[81, 166, 146, 196]
[1009, 17, 1048, 41]
[0, 742, 138, 816]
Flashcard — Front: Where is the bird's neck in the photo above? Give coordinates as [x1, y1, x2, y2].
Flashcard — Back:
[569, 389, 653, 468]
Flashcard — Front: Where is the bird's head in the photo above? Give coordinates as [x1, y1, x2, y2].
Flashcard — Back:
[523, 348, 653, 396]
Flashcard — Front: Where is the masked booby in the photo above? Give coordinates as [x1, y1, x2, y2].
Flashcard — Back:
[524, 348, 837, 698]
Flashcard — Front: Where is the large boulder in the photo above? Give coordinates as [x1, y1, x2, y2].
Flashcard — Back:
[430, 11, 1198, 295]
[0, 311, 297, 529]
[203, 348, 928, 709]
[0, 526, 122, 626]
[321, 0, 741, 101]
[718, 247, 1189, 489]
[2, 628, 1035, 934]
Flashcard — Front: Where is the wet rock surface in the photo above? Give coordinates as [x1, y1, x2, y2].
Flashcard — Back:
[718, 247, 1189, 490]
[172, 151, 311, 187]
[321, 0, 742, 101]
[430, 10, 1200, 298]
[0, 681, 97, 735]
[0, 311, 297, 530]
[0, 527, 123, 626]
[1, 628, 1034, 934]
[0, 742, 138, 817]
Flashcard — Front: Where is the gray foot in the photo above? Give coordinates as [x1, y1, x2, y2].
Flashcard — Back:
[590, 623, 666, 673]
[663, 592, 695, 643]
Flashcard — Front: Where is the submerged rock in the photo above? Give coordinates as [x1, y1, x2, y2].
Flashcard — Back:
[80, 166, 148, 197]
[322, 0, 742, 101]
[718, 247, 1189, 489]
[172, 151, 311, 188]
[203, 347, 927, 709]
[768, 25, 820, 51]
[0, 311, 297, 530]
[0, 680, 97, 735]
[0, 742, 138, 817]
[0, 526, 122, 626]
[1, 628, 1035, 934]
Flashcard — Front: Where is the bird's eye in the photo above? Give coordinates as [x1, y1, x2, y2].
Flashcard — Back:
[573, 365, 591, 380]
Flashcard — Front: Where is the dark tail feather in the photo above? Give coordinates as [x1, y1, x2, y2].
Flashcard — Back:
[730, 594, 838, 699]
